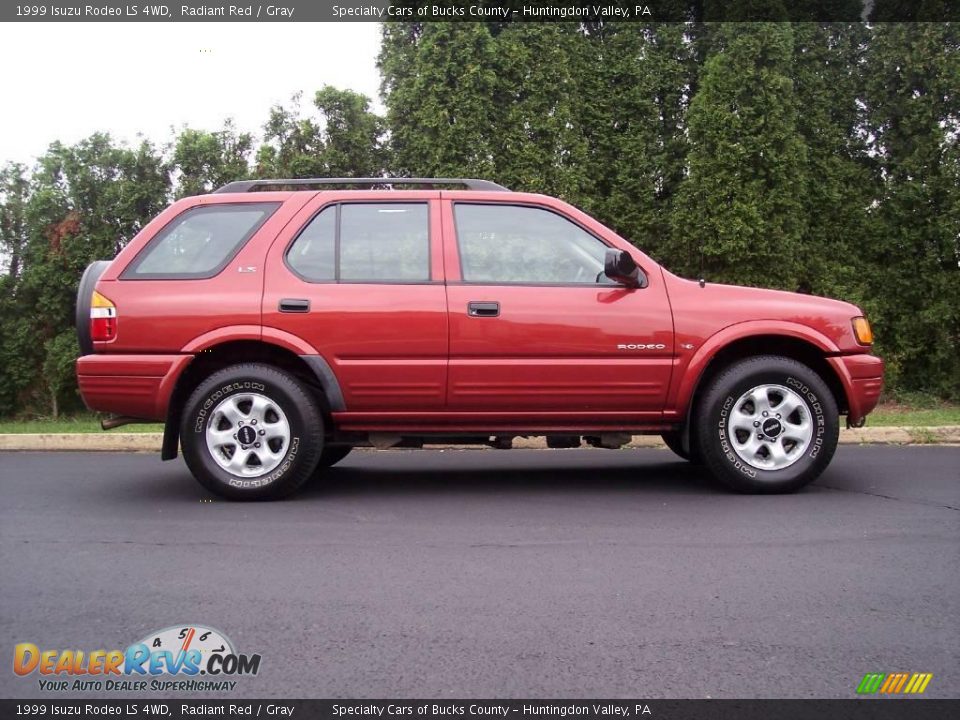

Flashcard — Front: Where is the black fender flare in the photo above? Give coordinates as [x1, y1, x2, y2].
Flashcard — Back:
[161, 351, 346, 460]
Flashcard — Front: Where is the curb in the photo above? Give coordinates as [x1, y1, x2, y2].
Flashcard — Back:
[0, 433, 165, 452]
[0, 427, 958, 452]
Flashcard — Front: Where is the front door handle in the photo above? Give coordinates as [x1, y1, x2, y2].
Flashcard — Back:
[279, 298, 310, 313]
[467, 301, 500, 317]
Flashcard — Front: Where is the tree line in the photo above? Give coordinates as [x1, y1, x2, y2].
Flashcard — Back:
[0, 19, 957, 418]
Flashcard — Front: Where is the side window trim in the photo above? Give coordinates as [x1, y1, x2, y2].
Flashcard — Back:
[285, 200, 434, 285]
[334, 202, 342, 283]
[121, 202, 280, 281]
[451, 201, 625, 288]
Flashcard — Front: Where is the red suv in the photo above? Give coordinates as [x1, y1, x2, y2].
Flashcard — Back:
[75, 178, 884, 500]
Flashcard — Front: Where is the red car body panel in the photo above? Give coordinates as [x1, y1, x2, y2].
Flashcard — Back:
[661, 275, 884, 423]
[76, 354, 191, 419]
[91, 192, 312, 354]
[261, 191, 449, 411]
[828, 354, 885, 421]
[76, 188, 884, 434]
[439, 194, 673, 416]
[330, 411, 671, 434]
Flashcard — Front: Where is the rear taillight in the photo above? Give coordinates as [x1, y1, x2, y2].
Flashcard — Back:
[90, 290, 117, 342]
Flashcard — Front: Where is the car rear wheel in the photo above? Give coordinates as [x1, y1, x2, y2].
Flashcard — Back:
[180, 363, 323, 500]
[695, 356, 838, 494]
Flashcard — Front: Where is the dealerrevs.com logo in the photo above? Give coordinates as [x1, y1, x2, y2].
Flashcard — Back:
[14, 625, 261, 692]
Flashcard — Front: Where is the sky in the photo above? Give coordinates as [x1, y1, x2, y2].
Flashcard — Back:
[0, 22, 384, 167]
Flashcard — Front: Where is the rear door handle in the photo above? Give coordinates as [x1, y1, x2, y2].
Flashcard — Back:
[467, 301, 500, 317]
[279, 298, 310, 313]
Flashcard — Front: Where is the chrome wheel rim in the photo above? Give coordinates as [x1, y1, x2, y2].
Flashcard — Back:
[205, 393, 290, 477]
[727, 384, 813, 471]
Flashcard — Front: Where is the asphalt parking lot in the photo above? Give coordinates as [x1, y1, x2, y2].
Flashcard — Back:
[1, 446, 957, 699]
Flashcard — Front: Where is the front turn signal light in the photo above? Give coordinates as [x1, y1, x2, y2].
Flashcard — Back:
[852, 316, 873, 346]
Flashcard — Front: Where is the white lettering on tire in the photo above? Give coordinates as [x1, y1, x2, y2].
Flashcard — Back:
[787, 376, 825, 459]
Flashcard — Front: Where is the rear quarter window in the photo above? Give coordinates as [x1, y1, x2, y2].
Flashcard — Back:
[122, 203, 279, 279]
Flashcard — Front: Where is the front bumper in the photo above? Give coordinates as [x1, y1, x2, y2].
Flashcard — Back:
[76, 354, 193, 421]
[827, 353, 884, 425]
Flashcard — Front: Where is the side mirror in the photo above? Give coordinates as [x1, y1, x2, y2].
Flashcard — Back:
[604, 249, 642, 288]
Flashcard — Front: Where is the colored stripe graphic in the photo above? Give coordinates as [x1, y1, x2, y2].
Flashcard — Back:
[857, 672, 932, 694]
[857, 673, 885, 694]
[880, 673, 909, 695]
[880, 674, 897, 693]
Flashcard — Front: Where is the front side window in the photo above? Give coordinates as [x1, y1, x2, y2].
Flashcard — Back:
[287, 203, 430, 283]
[454, 204, 612, 284]
[125, 203, 278, 279]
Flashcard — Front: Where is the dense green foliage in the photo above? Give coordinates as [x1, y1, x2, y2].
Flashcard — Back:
[0, 24, 957, 418]
[376, 21, 958, 399]
[862, 23, 959, 396]
[256, 87, 386, 178]
[0, 135, 170, 416]
[670, 22, 808, 288]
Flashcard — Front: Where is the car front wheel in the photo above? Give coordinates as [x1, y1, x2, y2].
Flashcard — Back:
[180, 363, 323, 500]
[695, 356, 839, 494]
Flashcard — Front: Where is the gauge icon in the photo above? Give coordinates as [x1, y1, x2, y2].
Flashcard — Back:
[132, 624, 234, 673]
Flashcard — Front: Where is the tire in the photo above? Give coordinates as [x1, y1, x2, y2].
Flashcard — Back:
[180, 363, 324, 500]
[661, 431, 701, 464]
[75, 260, 111, 355]
[694, 356, 839, 494]
[316, 445, 352, 468]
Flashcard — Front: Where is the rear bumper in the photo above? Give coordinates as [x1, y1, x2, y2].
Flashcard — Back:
[76, 354, 193, 421]
[828, 353, 884, 424]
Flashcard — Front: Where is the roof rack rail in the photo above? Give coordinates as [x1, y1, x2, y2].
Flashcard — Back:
[213, 177, 509, 193]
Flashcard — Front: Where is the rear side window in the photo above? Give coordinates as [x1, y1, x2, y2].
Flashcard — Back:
[123, 203, 279, 279]
[287, 202, 430, 283]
